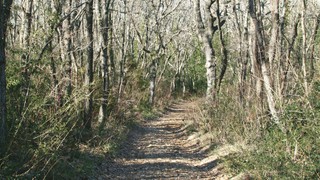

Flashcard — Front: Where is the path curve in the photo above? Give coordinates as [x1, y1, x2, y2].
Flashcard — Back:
[98, 100, 228, 179]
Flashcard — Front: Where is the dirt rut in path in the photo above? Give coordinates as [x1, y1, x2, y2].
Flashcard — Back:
[98, 100, 228, 179]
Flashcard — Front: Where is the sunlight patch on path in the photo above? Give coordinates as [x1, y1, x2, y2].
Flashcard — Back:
[97, 100, 233, 179]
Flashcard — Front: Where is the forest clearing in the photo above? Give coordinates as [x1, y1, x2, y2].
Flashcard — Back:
[1, 0, 320, 179]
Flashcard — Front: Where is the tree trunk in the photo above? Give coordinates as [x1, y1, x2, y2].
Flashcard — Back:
[0, 4, 7, 151]
[233, 0, 248, 106]
[20, 0, 33, 114]
[84, 0, 94, 129]
[117, 0, 127, 103]
[268, 0, 279, 74]
[309, 14, 320, 81]
[194, 0, 216, 102]
[49, 41, 60, 108]
[0, 0, 13, 152]
[216, 0, 228, 94]
[282, 15, 299, 96]
[301, 0, 308, 96]
[62, 0, 73, 98]
[98, 0, 111, 125]
[248, 6, 262, 103]
[149, 59, 157, 106]
[249, 0, 282, 128]
[108, 1, 116, 87]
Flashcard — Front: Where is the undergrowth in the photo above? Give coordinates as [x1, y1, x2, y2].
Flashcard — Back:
[0, 69, 177, 179]
[196, 82, 320, 179]
[0, 85, 151, 179]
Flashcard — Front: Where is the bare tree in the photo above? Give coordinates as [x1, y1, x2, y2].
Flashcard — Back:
[268, 0, 279, 73]
[216, 0, 228, 93]
[194, 0, 217, 102]
[117, 0, 128, 103]
[248, 0, 281, 129]
[60, 0, 73, 99]
[309, 14, 320, 81]
[194, 0, 226, 102]
[84, 0, 94, 129]
[232, 0, 249, 106]
[98, 0, 112, 125]
[301, 0, 308, 96]
[20, 0, 33, 113]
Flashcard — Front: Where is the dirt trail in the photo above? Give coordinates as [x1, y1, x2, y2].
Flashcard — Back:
[98, 100, 229, 179]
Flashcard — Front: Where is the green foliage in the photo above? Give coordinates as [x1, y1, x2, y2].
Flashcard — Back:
[141, 109, 158, 120]
[2, 50, 137, 177]
[184, 43, 207, 95]
[225, 118, 320, 179]
[1, 85, 137, 179]
[224, 82, 320, 179]
[199, 88, 257, 144]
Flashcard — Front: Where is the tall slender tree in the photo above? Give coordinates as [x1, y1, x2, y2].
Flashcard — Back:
[248, 0, 281, 129]
[301, 0, 308, 96]
[194, 0, 225, 102]
[98, 0, 112, 125]
[194, 0, 217, 102]
[84, 0, 94, 129]
[0, 0, 13, 152]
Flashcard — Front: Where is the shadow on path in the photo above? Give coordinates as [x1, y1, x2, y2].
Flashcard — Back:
[98, 101, 221, 179]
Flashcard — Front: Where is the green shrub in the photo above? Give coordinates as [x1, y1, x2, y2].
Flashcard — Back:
[224, 90, 320, 179]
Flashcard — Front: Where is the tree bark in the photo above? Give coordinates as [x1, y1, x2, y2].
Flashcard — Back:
[20, 0, 33, 114]
[53, 1, 64, 107]
[149, 59, 157, 106]
[0, 0, 13, 152]
[117, 0, 128, 103]
[268, 0, 279, 74]
[62, 0, 73, 98]
[194, 0, 217, 102]
[84, 0, 94, 129]
[98, 0, 111, 125]
[236, 1, 249, 106]
[0, 2, 7, 151]
[301, 0, 308, 96]
[249, 0, 282, 128]
[216, 0, 228, 94]
[49, 41, 60, 108]
[309, 14, 320, 81]
[282, 15, 299, 96]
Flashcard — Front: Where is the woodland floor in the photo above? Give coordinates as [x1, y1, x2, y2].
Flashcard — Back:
[96, 100, 237, 180]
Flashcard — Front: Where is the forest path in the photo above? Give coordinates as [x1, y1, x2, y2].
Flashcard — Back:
[98, 100, 229, 179]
